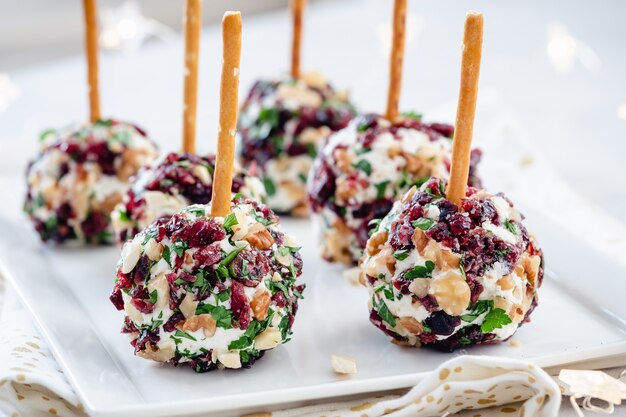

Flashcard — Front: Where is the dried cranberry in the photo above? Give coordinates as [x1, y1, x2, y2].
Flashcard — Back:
[425, 311, 459, 336]
[109, 289, 124, 310]
[230, 280, 251, 329]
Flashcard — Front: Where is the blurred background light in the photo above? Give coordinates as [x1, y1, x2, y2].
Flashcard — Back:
[546, 21, 600, 74]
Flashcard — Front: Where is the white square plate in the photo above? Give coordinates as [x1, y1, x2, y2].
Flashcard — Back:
[1, 175, 625, 417]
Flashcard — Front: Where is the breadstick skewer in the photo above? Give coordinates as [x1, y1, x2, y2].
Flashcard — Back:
[446, 11, 483, 206]
[290, 0, 305, 79]
[182, 0, 202, 154]
[82, 0, 101, 122]
[211, 12, 243, 217]
[385, 0, 407, 122]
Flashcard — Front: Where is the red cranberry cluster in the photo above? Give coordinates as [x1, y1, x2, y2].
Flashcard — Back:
[116, 152, 253, 243]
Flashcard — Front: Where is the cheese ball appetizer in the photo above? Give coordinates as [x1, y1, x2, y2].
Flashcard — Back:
[109, 198, 305, 372]
[24, 120, 158, 244]
[112, 152, 266, 245]
[238, 72, 356, 216]
[308, 114, 481, 265]
[361, 177, 543, 352]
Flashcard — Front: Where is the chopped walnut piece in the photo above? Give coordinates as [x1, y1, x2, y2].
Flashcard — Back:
[331, 354, 357, 375]
[412, 228, 429, 254]
[324, 220, 353, 264]
[181, 314, 216, 337]
[250, 289, 271, 320]
[366, 230, 388, 256]
[137, 343, 175, 362]
[521, 255, 541, 288]
[334, 148, 353, 173]
[497, 275, 515, 291]
[179, 293, 198, 319]
[430, 271, 471, 316]
[397, 317, 423, 334]
[336, 180, 357, 201]
[439, 250, 461, 269]
[401, 186, 418, 203]
[244, 224, 274, 250]
[387, 146, 402, 158]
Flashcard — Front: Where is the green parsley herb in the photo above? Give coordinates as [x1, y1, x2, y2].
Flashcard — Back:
[393, 249, 410, 261]
[480, 308, 512, 333]
[353, 159, 372, 176]
[504, 219, 519, 235]
[404, 260, 435, 279]
[174, 329, 196, 341]
[223, 212, 238, 231]
[412, 217, 435, 231]
[263, 177, 276, 196]
[375, 181, 388, 199]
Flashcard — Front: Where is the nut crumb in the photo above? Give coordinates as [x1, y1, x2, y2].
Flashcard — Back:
[331, 354, 357, 375]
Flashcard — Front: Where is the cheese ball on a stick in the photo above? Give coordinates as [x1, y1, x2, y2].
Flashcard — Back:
[111, 12, 305, 372]
[361, 177, 543, 351]
[361, 11, 543, 352]
[308, 114, 481, 264]
[111, 152, 265, 245]
[308, 0, 481, 264]
[110, 198, 304, 371]
[23, 0, 157, 244]
[24, 121, 158, 244]
[111, 0, 267, 245]
[238, 0, 356, 216]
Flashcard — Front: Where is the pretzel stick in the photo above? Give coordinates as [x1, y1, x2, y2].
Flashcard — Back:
[446, 11, 483, 206]
[385, 0, 407, 122]
[83, 0, 101, 122]
[290, 0, 305, 79]
[182, 0, 202, 154]
[211, 12, 242, 217]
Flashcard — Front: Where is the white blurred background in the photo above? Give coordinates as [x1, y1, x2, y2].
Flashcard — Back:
[0, 0, 300, 69]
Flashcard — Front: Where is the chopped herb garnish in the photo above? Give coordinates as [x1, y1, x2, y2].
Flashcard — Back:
[459, 336, 471, 345]
[195, 303, 233, 328]
[461, 300, 492, 323]
[368, 218, 382, 236]
[149, 290, 158, 304]
[263, 177, 276, 196]
[220, 245, 246, 267]
[118, 210, 131, 223]
[412, 217, 435, 231]
[174, 329, 196, 341]
[306, 142, 317, 158]
[258, 107, 280, 127]
[404, 260, 435, 279]
[375, 181, 389, 199]
[401, 111, 423, 121]
[504, 219, 519, 235]
[172, 240, 188, 257]
[353, 159, 372, 176]
[215, 289, 230, 303]
[39, 128, 57, 142]
[161, 246, 172, 267]
[278, 314, 291, 340]
[480, 308, 512, 333]
[374, 297, 396, 327]
[223, 212, 238, 231]
[393, 249, 410, 261]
